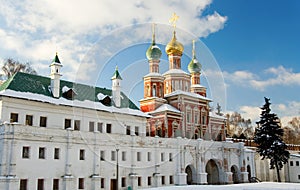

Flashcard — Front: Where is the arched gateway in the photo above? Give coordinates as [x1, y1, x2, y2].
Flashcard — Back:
[185, 165, 197, 185]
[205, 159, 219, 184]
[231, 165, 239, 183]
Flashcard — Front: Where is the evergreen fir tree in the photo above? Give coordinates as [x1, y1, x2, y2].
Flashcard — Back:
[254, 97, 290, 182]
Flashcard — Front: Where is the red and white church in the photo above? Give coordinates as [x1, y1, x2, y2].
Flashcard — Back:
[140, 26, 226, 141]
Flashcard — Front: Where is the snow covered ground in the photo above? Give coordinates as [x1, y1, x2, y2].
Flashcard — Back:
[144, 182, 300, 189]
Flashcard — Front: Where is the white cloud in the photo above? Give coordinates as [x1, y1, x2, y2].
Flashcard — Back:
[0, 0, 227, 82]
[224, 66, 300, 90]
[230, 101, 300, 126]
[239, 106, 261, 124]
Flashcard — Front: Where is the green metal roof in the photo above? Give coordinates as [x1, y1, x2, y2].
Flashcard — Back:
[53, 53, 61, 64]
[0, 72, 138, 110]
[111, 67, 122, 80]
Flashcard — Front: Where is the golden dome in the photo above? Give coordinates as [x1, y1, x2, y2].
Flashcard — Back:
[165, 31, 184, 55]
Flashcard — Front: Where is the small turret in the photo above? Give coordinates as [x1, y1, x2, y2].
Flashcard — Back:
[50, 53, 62, 98]
[111, 66, 122, 107]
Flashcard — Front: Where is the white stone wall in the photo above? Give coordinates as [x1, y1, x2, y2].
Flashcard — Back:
[0, 97, 255, 190]
[286, 155, 300, 183]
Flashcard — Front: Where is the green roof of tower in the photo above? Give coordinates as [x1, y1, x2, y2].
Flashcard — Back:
[52, 53, 61, 64]
[111, 66, 122, 80]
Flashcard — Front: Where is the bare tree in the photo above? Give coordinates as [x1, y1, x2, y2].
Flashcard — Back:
[1, 58, 37, 79]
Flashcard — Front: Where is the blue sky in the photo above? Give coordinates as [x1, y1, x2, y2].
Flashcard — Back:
[0, 0, 299, 125]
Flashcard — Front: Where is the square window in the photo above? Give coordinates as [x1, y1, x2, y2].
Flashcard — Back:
[39, 147, 46, 159]
[138, 177, 142, 186]
[26, 115, 33, 126]
[135, 126, 139, 136]
[89, 122, 95, 132]
[122, 151, 126, 161]
[100, 151, 105, 161]
[147, 176, 151, 186]
[98, 122, 103, 132]
[37, 179, 44, 190]
[79, 149, 85, 160]
[126, 126, 131, 135]
[64, 119, 71, 129]
[22, 147, 30, 159]
[137, 152, 141, 161]
[78, 178, 84, 189]
[169, 176, 173, 184]
[298, 175, 300, 180]
[53, 179, 59, 190]
[121, 177, 126, 187]
[20, 179, 27, 190]
[290, 161, 294, 166]
[40, 116, 47, 127]
[10, 113, 18, 122]
[106, 124, 112, 133]
[111, 151, 116, 161]
[101, 178, 105, 188]
[54, 148, 60, 160]
[169, 153, 173, 162]
[74, 120, 80, 131]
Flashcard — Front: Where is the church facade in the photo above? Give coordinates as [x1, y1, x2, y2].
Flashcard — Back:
[0, 26, 255, 190]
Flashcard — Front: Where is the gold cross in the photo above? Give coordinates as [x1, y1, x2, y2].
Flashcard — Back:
[169, 13, 179, 29]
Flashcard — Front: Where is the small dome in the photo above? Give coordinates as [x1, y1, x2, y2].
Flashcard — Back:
[188, 58, 202, 73]
[146, 42, 162, 60]
[165, 32, 184, 55]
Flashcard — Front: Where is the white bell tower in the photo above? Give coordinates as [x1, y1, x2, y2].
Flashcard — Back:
[50, 52, 62, 98]
[111, 66, 122, 107]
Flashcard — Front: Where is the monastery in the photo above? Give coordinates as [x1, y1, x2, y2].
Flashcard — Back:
[0, 22, 255, 190]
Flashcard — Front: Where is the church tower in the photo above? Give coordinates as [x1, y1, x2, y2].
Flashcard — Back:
[164, 13, 190, 95]
[140, 24, 166, 112]
[188, 40, 207, 97]
[111, 66, 122, 107]
[50, 53, 62, 98]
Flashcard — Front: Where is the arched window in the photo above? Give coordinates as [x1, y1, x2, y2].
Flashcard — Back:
[152, 85, 156, 97]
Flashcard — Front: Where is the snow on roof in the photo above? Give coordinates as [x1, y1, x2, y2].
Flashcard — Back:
[0, 89, 150, 118]
[290, 154, 300, 158]
[97, 92, 107, 100]
[152, 45, 160, 49]
[144, 72, 163, 78]
[209, 111, 226, 119]
[163, 69, 189, 75]
[164, 90, 212, 101]
[149, 104, 181, 114]
[191, 84, 206, 88]
[62, 86, 70, 93]
[146, 182, 300, 190]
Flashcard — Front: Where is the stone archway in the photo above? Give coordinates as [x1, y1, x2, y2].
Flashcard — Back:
[185, 165, 194, 185]
[206, 159, 219, 184]
[231, 165, 239, 184]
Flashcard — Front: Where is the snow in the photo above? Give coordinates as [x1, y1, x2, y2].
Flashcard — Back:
[144, 72, 163, 77]
[62, 86, 70, 93]
[163, 69, 189, 75]
[97, 92, 106, 100]
[209, 112, 226, 119]
[0, 89, 150, 118]
[149, 104, 181, 114]
[152, 45, 160, 49]
[191, 84, 206, 88]
[164, 90, 212, 101]
[144, 182, 300, 190]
